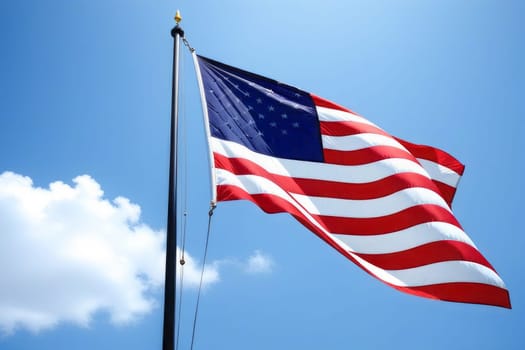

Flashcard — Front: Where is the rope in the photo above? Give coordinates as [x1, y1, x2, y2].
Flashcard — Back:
[189, 204, 216, 350]
[175, 259, 184, 350]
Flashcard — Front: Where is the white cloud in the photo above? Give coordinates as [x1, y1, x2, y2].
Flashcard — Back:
[213, 250, 275, 275]
[0, 171, 218, 335]
[244, 250, 274, 274]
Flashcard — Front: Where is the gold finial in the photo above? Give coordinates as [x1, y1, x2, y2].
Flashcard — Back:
[175, 10, 182, 24]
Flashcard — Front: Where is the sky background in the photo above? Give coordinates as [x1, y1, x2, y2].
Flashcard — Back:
[1, 1, 524, 349]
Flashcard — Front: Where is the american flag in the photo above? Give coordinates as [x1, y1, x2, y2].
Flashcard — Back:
[194, 54, 510, 308]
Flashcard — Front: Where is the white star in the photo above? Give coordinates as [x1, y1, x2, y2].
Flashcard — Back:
[295, 92, 301, 97]
[244, 92, 250, 97]
[281, 113, 288, 119]
[256, 98, 262, 104]
[270, 122, 277, 127]
[292, 122, 300, 128]
[268, 106, 275, 112]
[281, 130, 288, 135]
[258, 114, 265, 119]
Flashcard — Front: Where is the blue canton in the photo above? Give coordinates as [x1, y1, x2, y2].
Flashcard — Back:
[198, 56, 324, 162]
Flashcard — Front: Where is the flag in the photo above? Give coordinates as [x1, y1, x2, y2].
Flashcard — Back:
[194, 54, 510, 308]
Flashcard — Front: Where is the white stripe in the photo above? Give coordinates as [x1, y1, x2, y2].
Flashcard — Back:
[215, 168, 505, 289]
[212, 137, 431, 183]
[343, 245, 505, 288]
[316, 106, 379, 127]
[216, 169, 292, 201]
[383, 261, 505, 288]
[332, 222, 475, 254]
[322, 133, 408, 152]
[292, 187, 451, 218]
[417, 158, 461, 188]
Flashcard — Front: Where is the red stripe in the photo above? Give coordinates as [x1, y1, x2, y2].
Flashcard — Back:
[214, 153, 442, 201]
[433, 180, 457, 207]
[354, 240, 495, 271]
[311, 94, 358, 114]
[395, 282, 511, 309]
[323, 146, 418, 166]
[395, 137, 465, 175]
[320, 120, 387, 137]
[314, 204, 462, 235]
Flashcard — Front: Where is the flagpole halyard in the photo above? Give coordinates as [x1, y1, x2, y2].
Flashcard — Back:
[162, 11, 184, 350]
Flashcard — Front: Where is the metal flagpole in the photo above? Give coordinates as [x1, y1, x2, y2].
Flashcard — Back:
[162, 10, 183, 350]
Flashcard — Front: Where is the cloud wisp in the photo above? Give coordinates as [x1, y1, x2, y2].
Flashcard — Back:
[245, 250, 274, 274]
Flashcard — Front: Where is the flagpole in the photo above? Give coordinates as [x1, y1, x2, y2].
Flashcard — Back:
[163, 10, 183, 350]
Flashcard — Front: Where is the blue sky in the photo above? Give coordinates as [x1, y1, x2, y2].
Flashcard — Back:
[1, 1, 524, 349]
